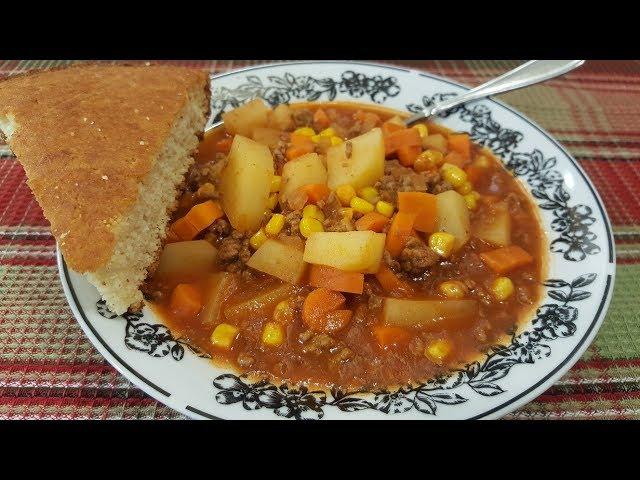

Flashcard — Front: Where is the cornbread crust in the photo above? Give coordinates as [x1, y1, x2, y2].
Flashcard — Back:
[0, 63, 210, 273]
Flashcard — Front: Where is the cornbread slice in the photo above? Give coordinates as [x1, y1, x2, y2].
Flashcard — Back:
[0, 64, 210, 314]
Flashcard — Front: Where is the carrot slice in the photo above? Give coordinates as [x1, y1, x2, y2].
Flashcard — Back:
[313, 108, 331, 130]
[302, 288, 350, 333]
[397, 192, 437, 233]
[165, 228, 181, 244]
[286, 143, 314, 161]
[384, 128, 422, 155]
[171, 200, 224, 241]
[448, 133, 471, 160]
[309, 265, 364, 294]
[170, 217, 200, 241]
[354, 110, 381, 125]
[185, 200, 224, 231]
[290, 132, 312, 145]
[170, 283, 202, 317]
[324, 310, 353, 334]
[397, 145, 422, 167]
[465, 164, 485, 184]
[382, 121, 404, 137]
[286, 133, 315, 160]
[375, 264, 414, 295]
[303, 288, 346, 316]
[385, 212, 416, 257]
[355, 212, 390, 233]
[374, 325, 411, 347]
[302, 184, 331, 204]
[480, 245, 534, 274]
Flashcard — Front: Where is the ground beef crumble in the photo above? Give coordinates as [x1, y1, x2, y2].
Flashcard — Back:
[272, 135, 290, 175]
[282, 209, 303, 236]
[399, 236, 440, 276]
[217, 230, 252, 275]
[208, 218, 232, 237]
[383, 250, 401, 271]
[292, 109, 313, 128]
[375, 160, 452, 204]
[322, 192, 354, 232]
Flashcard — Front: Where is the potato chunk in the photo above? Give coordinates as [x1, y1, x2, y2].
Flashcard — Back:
[436, 190, 470, 251]
[280, 153, 327, 202]
[473, 201, 511, 247]
[154, 240, 217, 278]
[252, 127, 283, 149]
[246, 238, 308, 284]
[303, 231, 385, 273]
[224, 283, 296, 322]
[382, 298, 478, 331]
[222, 99, 270, 137]
[326, 128, 385, 190]
[269, 104, 293, 131]
[220, 135, 274, 232]
[201, 272, 239, 326]
[422, 133, 448, 153]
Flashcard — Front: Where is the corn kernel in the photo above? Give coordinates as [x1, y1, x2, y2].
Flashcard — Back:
[350, 196, 375, 214]
[463, 191, 480, 210]
[425, 149, 445, 165]
[491, 277, 514, 301]
[425, 339, 452, 365]
[438, 280, 468, 299]
[336, 184, 356, 206]
[456, 180, 473, 195]
[266, 193, 278, 210]
[302, 204, 325, 222]
[273, 300, 294, 324]
[299, 217, 324, 238]
[339, 207, 354, 221]
[413, 157, 429, 173]
[376, 200, 394, 218]
[265, 213, 285, 236]
[262, 322, 285, 347]
[293, 127, 315, 137]
[440, 163, 468, 188]
[415, 150, 443, 172]
[358, 186, 379, 204]
[310, 134, 321, 143]
[474, 155, 491, 168]
[429, 232, 456, 258]
[412, 123, 428, 138]
[270, 175, 282, 193]
[210, 323, 239, 349]
[319, 127, 336, 137]
[330, 136, 343, 146]
[249, 229, 268, 250]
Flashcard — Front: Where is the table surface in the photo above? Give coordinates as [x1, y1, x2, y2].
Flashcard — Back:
[1, 60, 638, 420]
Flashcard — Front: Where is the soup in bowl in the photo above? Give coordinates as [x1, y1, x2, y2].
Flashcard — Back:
[144, 99, 545, 391]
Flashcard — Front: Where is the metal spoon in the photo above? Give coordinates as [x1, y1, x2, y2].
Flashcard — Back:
[205, 60, 584, 133]
[403, 60, 585, 125]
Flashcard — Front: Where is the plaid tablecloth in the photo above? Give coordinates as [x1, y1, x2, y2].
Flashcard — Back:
[1, 59, 638, 420]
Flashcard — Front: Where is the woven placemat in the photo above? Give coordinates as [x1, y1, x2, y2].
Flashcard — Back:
[1, 60, 638, 419]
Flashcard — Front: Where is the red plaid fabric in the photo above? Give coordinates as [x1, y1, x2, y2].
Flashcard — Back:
[1, 60, 638, 420]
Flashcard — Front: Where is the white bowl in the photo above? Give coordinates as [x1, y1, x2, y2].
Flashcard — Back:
[58, 61, 616, 419]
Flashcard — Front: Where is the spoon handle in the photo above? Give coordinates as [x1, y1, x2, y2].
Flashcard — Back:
[405, 60, 585, 125]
